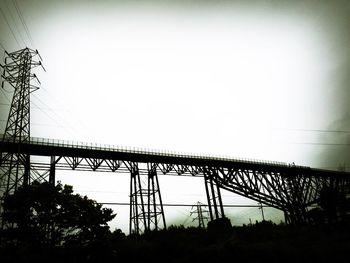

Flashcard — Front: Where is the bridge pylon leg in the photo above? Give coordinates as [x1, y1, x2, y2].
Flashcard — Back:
[284, 176, 310, 225]
[204, 168, 225, 221]
[147, 163, 166, 231]
[129, 162, 147, 235]
[49, 156, 56, 185]
[129, 162, 166, 235]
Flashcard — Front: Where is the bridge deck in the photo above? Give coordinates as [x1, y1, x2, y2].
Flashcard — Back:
[1, 135, 348, 178]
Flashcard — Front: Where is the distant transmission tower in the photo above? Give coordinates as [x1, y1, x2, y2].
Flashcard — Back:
[0, 48, 44, 203]
[190, 201, 209, 228]
[258, 202, 265, 221]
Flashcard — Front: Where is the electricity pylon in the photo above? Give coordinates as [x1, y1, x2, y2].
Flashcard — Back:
[0, 48, 44, 210]
[190, 201, 209, 228]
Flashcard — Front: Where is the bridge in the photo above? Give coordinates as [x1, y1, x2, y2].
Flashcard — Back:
[1, 48, 350, 234]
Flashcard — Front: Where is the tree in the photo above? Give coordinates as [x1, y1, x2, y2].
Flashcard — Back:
[318, 186, 349, 223]
[1, 181, 115, 247]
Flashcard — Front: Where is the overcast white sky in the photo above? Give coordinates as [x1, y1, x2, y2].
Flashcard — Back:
[1, 0, 350, 232]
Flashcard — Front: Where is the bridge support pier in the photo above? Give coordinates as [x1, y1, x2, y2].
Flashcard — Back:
[129, 162, 166, 235]
[129, 162, 147, 235]
[283, 176, 311, 225]
[284, 206, 308, 225]
[49, 156, 56, 185]
[204, 168, 225, 221]
[147, 163, 166, 231]
[23, 155, 30, 187]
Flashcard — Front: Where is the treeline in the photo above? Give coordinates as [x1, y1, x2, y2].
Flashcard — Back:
[0, 182, 349, 263]
[2, 221, 350, 263]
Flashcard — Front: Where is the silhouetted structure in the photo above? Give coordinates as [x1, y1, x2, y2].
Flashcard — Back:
[129, 162, 166, 234]
[1, 48, 350, 234]
[190, 202, 209, 228]
[0, 48, 44, 228]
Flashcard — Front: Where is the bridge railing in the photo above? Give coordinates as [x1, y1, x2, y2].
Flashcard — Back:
[0, 134, 289, 167]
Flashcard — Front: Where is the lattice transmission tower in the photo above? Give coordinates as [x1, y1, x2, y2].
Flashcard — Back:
[0, 48, 44, 202]
[190, 201, 209, 228]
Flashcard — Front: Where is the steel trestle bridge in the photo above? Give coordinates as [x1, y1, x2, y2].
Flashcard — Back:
[1, 48, 350, 234]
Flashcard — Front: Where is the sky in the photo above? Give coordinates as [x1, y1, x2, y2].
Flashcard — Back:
[0, 0, 350, 233]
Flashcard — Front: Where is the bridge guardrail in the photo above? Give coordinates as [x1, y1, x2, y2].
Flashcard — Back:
[0, 134, 290, 167]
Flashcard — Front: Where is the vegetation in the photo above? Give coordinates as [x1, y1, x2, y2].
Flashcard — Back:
[1, 181, 116, 247]
[0, 182, 349, 263]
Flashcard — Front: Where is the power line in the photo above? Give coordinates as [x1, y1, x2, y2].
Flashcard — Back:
[13, 0, 34, 48]
[283, 128, 350, 134]
[0, 102, 60, 112]
[1, 86, 15, 93]
[0, 87, 12, 104]
[100, 202, 271, 208]
[31, 94, 83, 138]
[317, 166, 350, 170]
[4, 0, 27, 47]
[0, 5, 20, 48]
[182, 214, 191, 226]
[0, 42, 6, 51]
[38, 86, 93, 139]
[0, 119, 64, 128]
[291, 142, 350, 146]
[4, 89, 350, 149]
[30, 99, 77, 138]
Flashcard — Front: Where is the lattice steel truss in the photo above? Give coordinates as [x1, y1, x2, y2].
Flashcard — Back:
[127, 162, 166, 234]
[213, 166, 349, 224]
[128, 162, 146, 234]
[204, 167, 225, 221]
[146, 163, 166, 232]
[0, 48, 44, 199]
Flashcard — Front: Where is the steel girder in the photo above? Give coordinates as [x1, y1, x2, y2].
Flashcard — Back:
[214, 167, 348, 224]
[31, 156, 350, 224]
[5, 153, 350, 225]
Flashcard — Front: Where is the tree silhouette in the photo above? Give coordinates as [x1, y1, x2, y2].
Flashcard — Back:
[1, 181, 115, 247]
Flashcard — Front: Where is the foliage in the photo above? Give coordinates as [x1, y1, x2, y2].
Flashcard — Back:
[1, 182, 349, 262]
[1, 181, 115, 247]
[318, 186, 349, 223]
[1, 219, 350, 263]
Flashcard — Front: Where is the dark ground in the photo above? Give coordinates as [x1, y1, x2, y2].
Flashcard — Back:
[1, 220, 349, 263]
